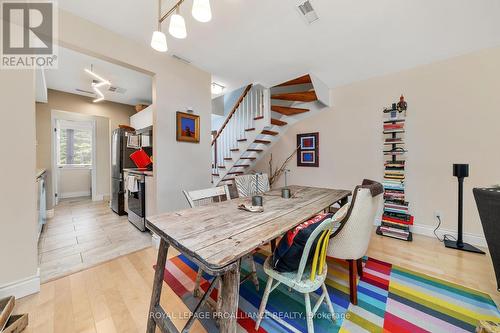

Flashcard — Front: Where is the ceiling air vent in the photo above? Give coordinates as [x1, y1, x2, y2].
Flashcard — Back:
[108, 86, 127, 94]
[172, 54, 191, 64]
[297, 0, 319, 24]
[76, 88, 95, 95]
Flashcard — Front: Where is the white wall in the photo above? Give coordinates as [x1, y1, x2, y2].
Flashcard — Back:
[1, 8, 211, 298]
[255, 46, 500, 243]
[57, 9, 212, 214]
[0, 70, 39, 298]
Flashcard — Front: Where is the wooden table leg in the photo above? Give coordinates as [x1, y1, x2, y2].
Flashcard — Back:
[219, 261, 240, 333]
[147, 238, 169, 333]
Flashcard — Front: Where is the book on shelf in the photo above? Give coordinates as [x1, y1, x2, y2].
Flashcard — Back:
[385, 161, 405, 167]
[383, 124, 404, 130]
[379, 229, 411, 241]
[383, 129, 405, 134]
[379, 226, 410, 236]
[381, 221, 410, 230]
[383, 119, 405, 123]
[382, 214, 414, 225]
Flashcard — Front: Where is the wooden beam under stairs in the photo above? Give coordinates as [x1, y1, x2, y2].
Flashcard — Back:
[271, 90, 317, 102]
[274, 74, 312, 87]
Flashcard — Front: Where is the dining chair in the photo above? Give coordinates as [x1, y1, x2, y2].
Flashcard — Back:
[182, 185, 259, 309]
[234, 173, 270, 198]
[326, 179, 383, 305]
[255, 210, 347, 333]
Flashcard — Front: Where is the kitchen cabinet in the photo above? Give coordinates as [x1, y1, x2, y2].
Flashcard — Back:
[130, 105, 152, 130]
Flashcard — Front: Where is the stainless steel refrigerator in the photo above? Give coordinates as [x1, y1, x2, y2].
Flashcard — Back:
[111, 128, 136, 215]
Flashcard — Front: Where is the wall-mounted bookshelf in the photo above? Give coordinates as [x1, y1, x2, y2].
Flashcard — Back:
[376, 97, 414, 241]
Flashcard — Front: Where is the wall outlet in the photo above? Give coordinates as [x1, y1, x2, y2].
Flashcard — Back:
[434, 211, 442, 219]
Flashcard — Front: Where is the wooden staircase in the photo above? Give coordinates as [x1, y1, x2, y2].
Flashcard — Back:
[211, 74, 330, 186]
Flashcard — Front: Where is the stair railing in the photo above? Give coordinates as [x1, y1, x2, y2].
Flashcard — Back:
[211, 84, 270, 178]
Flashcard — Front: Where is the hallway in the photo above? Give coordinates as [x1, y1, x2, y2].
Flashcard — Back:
[38, 197, 151, 282]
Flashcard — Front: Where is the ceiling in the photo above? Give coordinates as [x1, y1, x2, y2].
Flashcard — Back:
[57, 0, 500, 93]
[45, 46, 152, 105]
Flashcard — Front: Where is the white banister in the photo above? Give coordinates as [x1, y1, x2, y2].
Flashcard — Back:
[211, 84, 271, 183]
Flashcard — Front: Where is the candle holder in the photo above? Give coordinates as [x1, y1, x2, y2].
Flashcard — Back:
[281, 169, 291, 198]
[251, 173, 263, 206]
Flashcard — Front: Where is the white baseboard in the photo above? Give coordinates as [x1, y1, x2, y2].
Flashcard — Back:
[46, 209, 54, 219]
[410, 224, 487, 248]
[59, 191, 91, 199]
[0, 269, 40, 299]
[374, 219, 487, 248]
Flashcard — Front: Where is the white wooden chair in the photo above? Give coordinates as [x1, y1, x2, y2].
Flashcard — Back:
[234, 173, 270, 197]
[326, 179, 383, 305]
[182, 185, 259, 310]
[255, 210, 347, 333]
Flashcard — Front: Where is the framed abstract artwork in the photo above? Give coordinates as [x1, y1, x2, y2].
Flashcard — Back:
[297, 132, 319, 167]
[176, 111, 200, 143]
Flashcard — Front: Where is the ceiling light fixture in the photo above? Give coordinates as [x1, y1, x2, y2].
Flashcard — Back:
[192, 0, 212, 23]
[169, 6, 187, 39]
[151, 0, 211, 52]
[211, 82, 225, 95]
[84, 65, 111, 103]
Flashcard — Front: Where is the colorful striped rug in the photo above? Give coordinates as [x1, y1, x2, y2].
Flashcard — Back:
[161, 250, 500, 332]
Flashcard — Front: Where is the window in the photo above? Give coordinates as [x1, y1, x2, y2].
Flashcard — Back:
[57, 120, 93, 166]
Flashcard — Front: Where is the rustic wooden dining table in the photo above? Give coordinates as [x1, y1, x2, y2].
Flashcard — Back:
[145, 185, 351, 333]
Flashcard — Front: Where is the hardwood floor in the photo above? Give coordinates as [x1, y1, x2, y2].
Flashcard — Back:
[17, 228, 497, 332]
[38, 197, 151, 282]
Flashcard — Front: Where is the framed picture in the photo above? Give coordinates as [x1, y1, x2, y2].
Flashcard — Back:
[297, 132, 319, 167]
[176, 111, 200, 143]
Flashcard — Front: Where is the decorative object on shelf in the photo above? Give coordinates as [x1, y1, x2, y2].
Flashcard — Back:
[135, 104, 149, 112]
[211, 82, 225, 95]
[268, 145, 300, 187]
[376, 97, 414, 241]
[281, 169, 291, 198]
[297, 132, 319, 167]
[151, 0, 212, 52]
[397, 94, 407, 111]
[252, 173, 264, 206]
[445, 164, 485, 254]
[176, 111, 200, 143]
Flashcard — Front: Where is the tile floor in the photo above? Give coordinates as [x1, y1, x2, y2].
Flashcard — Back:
[38, 197, 152, 282]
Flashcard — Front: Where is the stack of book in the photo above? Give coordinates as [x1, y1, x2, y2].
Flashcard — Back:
[377, 110, 413, 241]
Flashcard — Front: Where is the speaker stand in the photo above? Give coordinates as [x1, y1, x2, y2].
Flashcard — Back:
[444, 239, 485, 254]
[445, 176, 485, 254]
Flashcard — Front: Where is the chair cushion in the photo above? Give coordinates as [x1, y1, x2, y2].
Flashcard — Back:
[272, 213, 333, 272]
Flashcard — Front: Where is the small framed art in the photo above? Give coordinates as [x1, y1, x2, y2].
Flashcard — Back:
[176, 111, 200, 143]
[297, 132, 319, 167]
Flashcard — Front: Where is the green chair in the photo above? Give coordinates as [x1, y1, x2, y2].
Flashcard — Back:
[255, 205, 349, 333]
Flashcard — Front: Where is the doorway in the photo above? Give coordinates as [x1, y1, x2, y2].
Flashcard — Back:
[51, 113, 97, 205]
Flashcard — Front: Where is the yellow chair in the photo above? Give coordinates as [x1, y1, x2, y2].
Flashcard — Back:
[255, 205, 350, 333]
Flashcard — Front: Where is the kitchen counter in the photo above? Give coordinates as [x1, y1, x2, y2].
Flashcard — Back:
[123, 168, 153, 177]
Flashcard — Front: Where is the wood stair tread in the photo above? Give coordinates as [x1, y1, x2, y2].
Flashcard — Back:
[217, 166, 226, 168]
[271, 118, 287, 126]
[227, 171, 244, 175]
[230, 148, 239, 152]
[271, 90, 317, 102]
[247, 148, 264, 152]
[224, 158, 232, 161]
[275, 74, 312, 87]
[271, 105, 309, 116]
[237, 139, 247, 142]
[233, 164, 250, 167]
[245, 128, 255, 131]
[254, 139, 271, 144]
[240, 157, 256, 160]
[261, 130, 279, 136]
[212, 173, 219, 176]
[254, 116, 264, 120]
